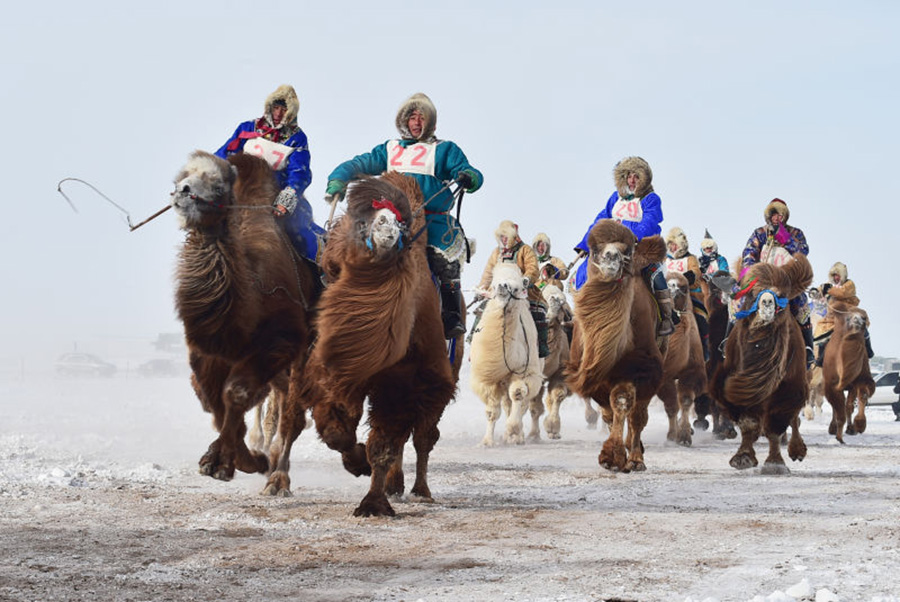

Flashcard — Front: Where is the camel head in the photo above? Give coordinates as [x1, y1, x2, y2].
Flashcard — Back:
[345, 176, 413, 257]
[171, 151, 237, 230]
[542, 284, 567, 322]
[489, 262, 529, 302]
[666, 272, 691, 312]
[586, 220, 636, 282]
[845, 309, 867, 334]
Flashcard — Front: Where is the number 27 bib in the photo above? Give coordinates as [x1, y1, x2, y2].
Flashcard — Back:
[386, 140, 436, 176]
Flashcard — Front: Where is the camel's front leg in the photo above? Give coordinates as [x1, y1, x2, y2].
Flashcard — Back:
[729, 416, 760, 470]
[313, 390, 370, 477]
[600, 383, 635, 472]
[625, 396, 650, 472]
[676, 386, 695, 447]
[787, 415, 807, 462]
[504, 378, 530, 445]
[409, 422, 441, 502]
[583, 397, 600, 430]
[761, 430, 789, 475]
[853, 387, 869, 434]
[846, 387, 868, 435]
[263, 370, 310, 496]
[543, 384, 565, 440]
[481, 393, 502, 447]
[526, 385, 545, 442]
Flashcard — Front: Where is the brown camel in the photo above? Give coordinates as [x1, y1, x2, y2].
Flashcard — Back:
[711, 255, 813, 474]
[694, 285, 737, 439]
[171, 151, 317, 484]
[822, 301, 876, 442]
[565, 219, 665, 472]
[658, 272, 708, 447]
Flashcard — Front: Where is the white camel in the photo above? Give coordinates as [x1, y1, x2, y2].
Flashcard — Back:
[470, 262, 544, 445]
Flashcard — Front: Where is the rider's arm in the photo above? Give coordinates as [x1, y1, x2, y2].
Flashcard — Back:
[327, 142, 389, 185]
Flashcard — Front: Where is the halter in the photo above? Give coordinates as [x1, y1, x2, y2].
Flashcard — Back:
[734, 288, 788, 319]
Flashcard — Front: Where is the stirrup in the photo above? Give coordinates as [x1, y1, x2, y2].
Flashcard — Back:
[657, 319, 675, 337]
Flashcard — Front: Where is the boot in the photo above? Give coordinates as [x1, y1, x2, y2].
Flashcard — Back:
[864, 327, 874, 359]
[536, 319, 550, 359]
[800, 320, 815, 370]
[815, 340, 827, 368]
[653, 288, 678, 337]
[701, 333, 710, 363]
[440, 286, 466, 340]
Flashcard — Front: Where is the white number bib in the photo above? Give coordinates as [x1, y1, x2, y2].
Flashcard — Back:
[760, 244, 793, 267]
[666, 257, 689, 274]
[243, 137, 295, 171]
[611, 198, 643, 222]
[386, 140, 436, 176]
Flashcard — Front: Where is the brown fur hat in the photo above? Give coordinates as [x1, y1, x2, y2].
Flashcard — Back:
[665, 227, 690, 258]
[828, 261, 848, 284]
[263, 85, 300, 130]
[495, 220, 521, 249]
[764, 198, 790, 225]
[395, 92, 437, 142]
[613, 156, 653, 198]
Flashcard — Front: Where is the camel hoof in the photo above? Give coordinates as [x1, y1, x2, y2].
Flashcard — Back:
[729, 453, 757, 470]
[677, 437, 692, 448]
[410, 485, 434, 502]
[626, 460, 646, 472]
[693, 418, 709, 431]
[853, 418, 867, 434]
[828, 421, 837, 435]
[760, 462, 790, 475]
[480, 438, 495, 447]
[212, 468, 234, 481]
[261, 484, 292, 497]
[353, 493, 396, 517]
[548, 432, 561, 440]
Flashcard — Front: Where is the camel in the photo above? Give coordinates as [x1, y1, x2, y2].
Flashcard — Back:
[658, 272, 708, 447]
[470, 261, 544, 445]
[171, 151, 317, 484]
[247, 371, 288, 456]
[292, 172, 456, 517]
[565, 220, 665, 472]
[694, 285, 737, 439]
[822, 301, 876, 442]
[804, 287, 829, 420]
[711, 254, 813, 474]
[538, 285, 572, 440]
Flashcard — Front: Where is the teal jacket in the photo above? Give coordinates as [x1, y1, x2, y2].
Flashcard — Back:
[328, 138, 482, 255]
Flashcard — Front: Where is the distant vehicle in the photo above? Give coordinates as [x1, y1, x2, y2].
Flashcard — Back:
[55, 353, 117, 377]
[869, 371, 899, 406]
[136, 358, 184, 378]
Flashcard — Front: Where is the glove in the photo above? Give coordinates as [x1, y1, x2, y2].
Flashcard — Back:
[684, 270, 696, 286]
[455, 169, 477, 192]
[822, 283, 832, 296]
[274, 187, 298, 216]
[325, 179, 346, 203]
[710, 270, 737, 295]
[774, 224, 791, 245]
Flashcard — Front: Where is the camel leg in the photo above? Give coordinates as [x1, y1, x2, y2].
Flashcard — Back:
[676, 384, 695, 447]
[853, 387, 868, 434]
[543, 384, 565, 440]
[583, 397, 599, 430]
[248, 401, 266, 454]
[760, 430, 790, 475]
[481, 394, 502, 447]
[314, 391, 370, 477]
[409, 422, 441, 501]
[657, 380, 678, 442]
[825, 388, 846, 444]
[504, 379, 529, 445]
[262, 369, 309, 497]
[625, 396, 649, 472]
[527, 390, 544, 442]
[729, 416, 760, 470]
[385, 447, 405, 498]
[787, 415, 807, 462]
[600, 383, 635, 472]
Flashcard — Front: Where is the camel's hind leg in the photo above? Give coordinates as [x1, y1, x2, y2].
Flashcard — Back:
[761, 429, 790, 475]
[263, 366, 309, 497]
[675, 383, 695, 448]
[409, 422, 441, 502]
[599, 383, 635, 472]
[852, 386, 869, 434]
[787, 415, 807, 462]
[624, 396, 650, 472]
[527, 389, 545, 443]
[542, 382, 567, 440]
[729, 416, 760, 470]
[583, 397, 600, 430]
[825, 388, 847, 444]
[480, 393, 502, 447]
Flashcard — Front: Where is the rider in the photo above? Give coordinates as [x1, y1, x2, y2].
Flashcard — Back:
[532, 232, 569, 291]
[573, 156, 678, 336]
[697, 229, 730, 280]
[215, 84, 324, 261]
[473, 220, 549, 358]
[324, 92, 483, 339]
[814, 261, 874, 366]
[665, 227, 710, 361]
[717, 198, 815, 368]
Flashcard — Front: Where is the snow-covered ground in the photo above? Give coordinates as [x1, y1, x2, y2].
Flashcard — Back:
[1, 359, 898, 602]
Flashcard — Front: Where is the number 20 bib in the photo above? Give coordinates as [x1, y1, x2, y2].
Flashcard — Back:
[386, 140, 436, 176]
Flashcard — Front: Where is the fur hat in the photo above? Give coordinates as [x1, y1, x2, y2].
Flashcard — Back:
[828, 261, 848, 284]
[613, 156, 653, 198]
[699, 229, 718, 255]
[395, 92, 437, 142]
[764, 198, 790, 225]
[495, 220, 520, 249]
[263, 85, 300, 130]
[532, 232, 552, 257]
[665, 227, 689, 259]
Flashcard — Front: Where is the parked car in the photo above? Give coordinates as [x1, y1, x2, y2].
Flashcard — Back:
[55, 353, 117, 377]
[869, 371, 899, 406]
[136, 358, 184, 378]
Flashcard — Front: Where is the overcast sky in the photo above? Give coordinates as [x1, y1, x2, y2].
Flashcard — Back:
[2, 1, 898, 362]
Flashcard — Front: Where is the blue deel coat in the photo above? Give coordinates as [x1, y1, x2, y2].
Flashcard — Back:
[328, 139, 482, 253]
[573, 190, 663, 290]
[215, 120, 312, 195]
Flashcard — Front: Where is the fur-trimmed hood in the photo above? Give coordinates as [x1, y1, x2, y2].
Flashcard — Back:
[395, 92, 437, 142]
[828, 261, 848, 284]
[665, 227, 690, 259]
[263, 85, 300, 131]
[764, 198, 790, 226]
[532, 232, 552, 260]
[699, 229, 718, 256]
[613, 156, 653, 199]
[495, 220, 521, 250]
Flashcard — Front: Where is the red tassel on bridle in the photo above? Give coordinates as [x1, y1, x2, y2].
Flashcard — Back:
[372, 197, 404, 223]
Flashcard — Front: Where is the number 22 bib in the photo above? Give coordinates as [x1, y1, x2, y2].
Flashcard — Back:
[386, 140, 436, 176]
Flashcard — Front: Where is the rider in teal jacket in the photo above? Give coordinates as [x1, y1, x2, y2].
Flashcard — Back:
[326, 93, 483, 339]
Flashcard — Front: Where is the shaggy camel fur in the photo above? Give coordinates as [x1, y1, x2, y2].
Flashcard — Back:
[247, 371, 287, 456]
[693, 286, 737, 439]
[171, 151, 317, 485]
[822, 301, 876, 442]
[538, 285, 572, 440]
[470, 262, 544, 446]
[711, 254, 814, 474]
[658, 272, 708, 447]
[297, 172, 455, 517]
[566, 219, 665, 472]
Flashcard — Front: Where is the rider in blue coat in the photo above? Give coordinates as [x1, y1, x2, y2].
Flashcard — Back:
[325, 92, 483, 339]
[573, 156, 677, 336]
[215, 84, 323, 261]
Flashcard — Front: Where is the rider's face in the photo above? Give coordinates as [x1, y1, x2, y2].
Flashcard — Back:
[271, 104, 286, 126]
[769, 212, 784, 226]
[626, 172, 640, 192]
[407, 110, 425, 139]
